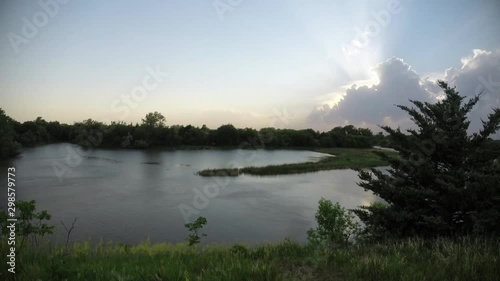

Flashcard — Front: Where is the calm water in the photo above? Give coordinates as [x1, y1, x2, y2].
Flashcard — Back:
[0, 143, 379, 245]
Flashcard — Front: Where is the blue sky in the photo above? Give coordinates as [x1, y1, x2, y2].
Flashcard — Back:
[1, 0, 499, 130]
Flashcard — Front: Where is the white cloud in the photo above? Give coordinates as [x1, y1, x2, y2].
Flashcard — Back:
[445, 49, 500, 133]
[308, 57, 437, 131]
[307, 49, 500, 135]
[459, 49, 492, 70]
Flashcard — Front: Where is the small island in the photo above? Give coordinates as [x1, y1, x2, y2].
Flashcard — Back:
[197, 147, 399, 176]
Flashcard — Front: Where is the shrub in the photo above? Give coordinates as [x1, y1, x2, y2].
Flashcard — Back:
[0, 200, 54, 253]
[307, 198, 360, 248]
[184, 216, 207, 246]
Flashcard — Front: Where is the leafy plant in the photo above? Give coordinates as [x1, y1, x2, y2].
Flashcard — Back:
[184, 216, 207, 246]
[307, 198, 360, 248]
[0, 200, 55, 254]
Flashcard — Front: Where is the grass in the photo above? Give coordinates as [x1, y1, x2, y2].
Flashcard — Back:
[1, 237, 498, 281]
[198, 148, 399, 176]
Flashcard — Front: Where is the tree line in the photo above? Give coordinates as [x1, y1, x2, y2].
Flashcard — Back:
[2, 81, 499, 245]
[0, 109, 392, 159]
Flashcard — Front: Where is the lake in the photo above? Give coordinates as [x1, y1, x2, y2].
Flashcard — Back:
[0, 143, 379, 245]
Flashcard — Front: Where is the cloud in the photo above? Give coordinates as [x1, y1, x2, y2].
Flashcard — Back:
[307, 49, 500, 134]
[308, 57, 439, 131]
[445, 49, 500, 131]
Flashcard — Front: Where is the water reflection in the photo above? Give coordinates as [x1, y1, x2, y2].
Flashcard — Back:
[0, 143, 378, 245]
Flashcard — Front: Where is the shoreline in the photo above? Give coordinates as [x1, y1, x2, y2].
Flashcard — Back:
[197, 148, 399, 177]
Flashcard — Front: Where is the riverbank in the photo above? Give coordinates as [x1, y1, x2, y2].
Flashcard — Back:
[2, 237, 497, 281]
[198, 147, 398, 176]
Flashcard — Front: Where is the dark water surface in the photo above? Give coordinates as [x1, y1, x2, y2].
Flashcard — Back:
[0, 143, 378, 245]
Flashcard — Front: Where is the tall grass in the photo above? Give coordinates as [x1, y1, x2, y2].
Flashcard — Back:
[1, 237, 498, 281]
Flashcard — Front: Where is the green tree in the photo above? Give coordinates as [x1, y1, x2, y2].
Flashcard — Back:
[214, 124, 238, 146]
[307, 198, 360, 248]
[0, 200, 55, 253]
[46, 121, 71, 142]
[142, 111, 166, 128]
[70, 119, 104, 148]
[184, 216, 208, 246]
[353, 81, 500, 238]
[141, 112, 166, 144]
[0, 108, 22, 158]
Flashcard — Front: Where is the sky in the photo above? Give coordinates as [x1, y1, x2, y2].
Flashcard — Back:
[0, 0, 499, 132]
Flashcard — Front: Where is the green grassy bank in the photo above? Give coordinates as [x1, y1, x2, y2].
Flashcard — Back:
[198, 148, 398, 176]
[1, 237, 498, 281]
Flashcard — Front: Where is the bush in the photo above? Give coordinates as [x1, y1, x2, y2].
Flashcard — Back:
[184, 216, 207, 246]
[0, 200, 54, 253]
[307, 198, 360, 248]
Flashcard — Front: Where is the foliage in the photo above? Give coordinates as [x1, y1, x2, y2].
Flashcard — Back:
[214, 124, 239, 146]
[353, 201, 390, 242]
[142, 111, 166, 143]
[353, 81, 500, 239]
[0, 108, 22, 158]
[0, 236, 498, 281]
[0, 109, 395, 159]
[184, 216, 208, 246]
[0, 200, 55, 254]
[307, 198, 360, 249]
[141, 111, 166, 128]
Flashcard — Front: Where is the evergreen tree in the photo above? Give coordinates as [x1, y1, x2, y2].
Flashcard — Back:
[354, 81, 500, 239]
